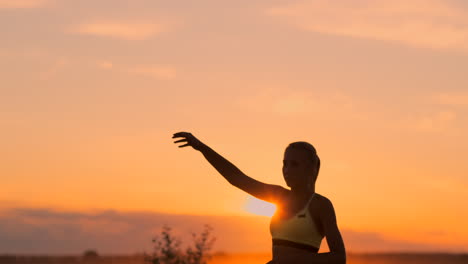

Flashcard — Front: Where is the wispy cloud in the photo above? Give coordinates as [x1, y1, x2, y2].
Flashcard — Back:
[341, 229, 466, 252]
[238, 86, 366, 120]
[39, 56, 68, 80]
[0, 0, 48, 8]
[431, 92, 468, 107]
[395, 92, 468, 133]
[95, 61, 176, 80]
[70, 20, 169, 40]
[0, 208, 464, 254]
[0, 208, 270, 254]
[266, 0, 468, 51]
[126, 65, 177, 80]
[96, 60, 113, 70]
[421, 111, 457, 131]
[402, 110, 457, 133]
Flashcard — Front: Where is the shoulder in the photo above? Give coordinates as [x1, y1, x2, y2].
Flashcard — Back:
[267, 185, 290, 204]
[311, 193, 336, 216]
[312, 193, 331, 205]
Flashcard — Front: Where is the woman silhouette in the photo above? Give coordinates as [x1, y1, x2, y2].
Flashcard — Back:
[173, 132, 346, 264]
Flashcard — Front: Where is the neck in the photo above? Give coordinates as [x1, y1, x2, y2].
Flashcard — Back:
[291, 186, 315, 198]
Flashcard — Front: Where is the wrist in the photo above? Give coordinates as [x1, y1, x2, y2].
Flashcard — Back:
[197, 142, 209, 152]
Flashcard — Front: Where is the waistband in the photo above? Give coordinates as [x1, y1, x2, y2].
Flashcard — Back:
[272, 239, 319, 253]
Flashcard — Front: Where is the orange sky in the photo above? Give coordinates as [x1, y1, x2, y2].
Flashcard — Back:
[1, 0, 468, 254]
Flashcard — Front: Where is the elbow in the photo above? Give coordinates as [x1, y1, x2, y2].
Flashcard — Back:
[340, 254, 347, 264]
[225, 174, 244, 188]
[329, 249, 346, 264]
[226, 177, 239, 187]
[336, 251, 346, 264]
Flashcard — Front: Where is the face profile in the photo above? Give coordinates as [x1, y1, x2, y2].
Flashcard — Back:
[283, 148, 314, 188]
[283, 142, 320, 190]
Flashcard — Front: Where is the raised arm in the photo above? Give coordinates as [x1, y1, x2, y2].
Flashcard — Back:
[173, 132, 287, 203]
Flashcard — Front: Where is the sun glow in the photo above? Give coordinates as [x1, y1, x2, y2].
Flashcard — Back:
[243, 196, 277, 217]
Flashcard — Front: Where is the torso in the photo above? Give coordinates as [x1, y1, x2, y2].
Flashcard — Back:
[271, 191, 325, 261]
[273, 191, 324, 234]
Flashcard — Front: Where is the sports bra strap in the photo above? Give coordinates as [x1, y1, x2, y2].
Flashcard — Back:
[299, 193, 315, 213]
[306, 193, 316, 206]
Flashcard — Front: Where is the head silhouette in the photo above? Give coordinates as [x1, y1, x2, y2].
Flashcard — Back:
[283, 141, 320, 190]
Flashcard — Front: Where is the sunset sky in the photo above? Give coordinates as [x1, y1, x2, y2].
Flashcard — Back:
[1, 0, 468, 254]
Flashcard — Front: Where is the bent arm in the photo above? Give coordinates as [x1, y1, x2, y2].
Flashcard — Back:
[198, 143, 286, 202]
[311, 198, 346, 264]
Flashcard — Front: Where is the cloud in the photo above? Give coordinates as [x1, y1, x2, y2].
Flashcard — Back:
[432, 92, 468, 107]
[0, 0, 48, 8]
[266, 0, 468, 51]
[95, 61, 176, 80]
[126, 65, 177, 80]
[0, 207, 464, 255]
[238, 86, 366, 120]
[390, 92, 468, 133]
[70, 20, 168, 40]
[96, 61, 113, 70]
[39, 57, 68, 80]
[0, 208, 270, 254]
[416, 110, 456, 132]
[400, 110, 457, 133]
[341, 229, 465, 253]
[395, 92, 468, 133]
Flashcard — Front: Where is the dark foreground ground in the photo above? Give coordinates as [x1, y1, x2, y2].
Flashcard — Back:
[1, 253, 467, 264]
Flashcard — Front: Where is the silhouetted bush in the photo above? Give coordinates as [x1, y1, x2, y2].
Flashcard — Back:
[83, 249, 99, 259]
[145, 225, 215, 264]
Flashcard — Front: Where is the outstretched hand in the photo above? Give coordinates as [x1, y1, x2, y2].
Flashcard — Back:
[172, 132, 204, 151]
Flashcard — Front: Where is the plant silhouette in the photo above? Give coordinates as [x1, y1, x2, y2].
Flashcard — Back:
[145, 225, 215, 264]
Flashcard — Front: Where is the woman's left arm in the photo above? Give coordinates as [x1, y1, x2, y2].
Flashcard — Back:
[313, 197, 346, 263]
